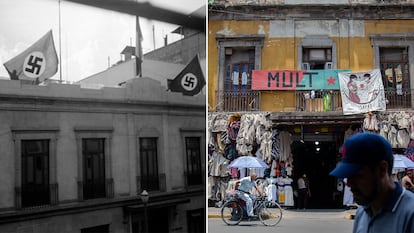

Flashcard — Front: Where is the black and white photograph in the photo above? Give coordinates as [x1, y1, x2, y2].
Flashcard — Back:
[0, 0, 205, 232]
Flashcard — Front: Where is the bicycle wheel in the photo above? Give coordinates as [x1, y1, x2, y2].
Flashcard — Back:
[221, 201, 244, 225]
[258, 202, 282, 226]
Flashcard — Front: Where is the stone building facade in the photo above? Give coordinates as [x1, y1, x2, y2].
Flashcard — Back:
[0, 78, 205, 233]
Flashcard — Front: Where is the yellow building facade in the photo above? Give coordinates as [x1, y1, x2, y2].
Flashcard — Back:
[209, 15, 414, 112]
[207, 1, 414, 209]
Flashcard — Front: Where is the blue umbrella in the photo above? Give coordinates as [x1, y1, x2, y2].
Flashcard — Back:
[228, 156, 269, 169]
[394, 154, 414, 169]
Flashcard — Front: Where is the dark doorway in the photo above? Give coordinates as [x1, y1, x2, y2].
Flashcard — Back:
[291, 139, 341, 209]
[21, 139, 50, 207]
[132, 207, 169, 233]
[81, 224, 109, 233]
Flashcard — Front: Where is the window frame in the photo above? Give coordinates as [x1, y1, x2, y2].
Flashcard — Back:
[298, 35, 337, 70]
[216, 34, 265, 111]
[180, 129, 205, 189]
[136, 127, 164, 194]
[139, 137, 160, 192]
[75, 127, 113, 201]
[370, 33, 414, 108]
[82, 138, 106, 200]
[12, 128, 59, 208]
[21, 139, 50, 207]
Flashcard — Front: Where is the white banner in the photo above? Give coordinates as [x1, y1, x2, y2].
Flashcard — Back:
[339, 69, 386, 115]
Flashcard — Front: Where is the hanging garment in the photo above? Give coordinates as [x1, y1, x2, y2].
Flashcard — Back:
[209, 153, 229, 177]
[369, 113, 379, 131]
[207, 176, 214, 199]
[397, 129, 410, 148]
[270, 160, 277, 177]
[229, 167, 239, 178]
[272, 129, 281, 160]
[343, 178, 354, 206]
[224, 140, 238, 161]
[385, 68, 393, 87]
[208, 151, 219, 177]
[279, 131, 292, 162]
[395, 66, 403, 95]
[282, 177, 294, 207]
[278, 187, 285, 204]
[363, 113, 371, 131]
[266, 178, 278, 202]
[219, 177, 230, 201]
[388, 126, 398, 148]
[210, 176, 221, 200]
[323, 93, 331, 111]
[380, 121, 389, 141]
[256, 129, 273, 163]
[210, 113, 229, 132]
[404, 140, 414, 162]
[220, 131, 230, 145]
[219, 158, 230, 178]
[397, 112, 410, 129]
[216, 132, 227, 153]
[228, 121, 240, 141]
[286, 165, 293, 177]
[410, 116, 414, 140]
[236, 114, 256, 155]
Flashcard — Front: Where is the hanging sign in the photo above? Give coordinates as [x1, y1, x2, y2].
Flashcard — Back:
[338, 69, 386, 115]
[252, 69, 349, 90]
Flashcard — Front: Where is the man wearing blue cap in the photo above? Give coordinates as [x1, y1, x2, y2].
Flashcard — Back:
[330, 133, 414, 233]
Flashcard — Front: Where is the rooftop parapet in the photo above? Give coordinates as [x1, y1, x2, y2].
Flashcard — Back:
[0, 77, 205, 106]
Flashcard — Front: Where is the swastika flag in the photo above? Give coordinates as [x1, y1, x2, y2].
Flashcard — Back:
[167, 55, 205, 96]
[3, 30, 58, 83]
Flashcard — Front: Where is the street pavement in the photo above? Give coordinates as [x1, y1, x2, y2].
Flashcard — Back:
[208, 207, 356, 233]
[208, 206, 356, 219]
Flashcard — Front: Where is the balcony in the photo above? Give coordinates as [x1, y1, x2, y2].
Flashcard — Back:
[385, 88, 412, 109]
[215, 89, 412, 112]
[295, 91, 342, 112]
[216, 91, 261, 112]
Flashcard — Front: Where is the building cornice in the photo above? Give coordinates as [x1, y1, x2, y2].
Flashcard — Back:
[0, 94, 205, 116]
[0, 189, 203, 224]
[209, 4, 414, 20]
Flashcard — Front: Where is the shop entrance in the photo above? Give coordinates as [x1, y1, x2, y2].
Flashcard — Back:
[291, 132, 343, 209]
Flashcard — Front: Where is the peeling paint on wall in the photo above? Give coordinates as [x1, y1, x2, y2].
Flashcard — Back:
[258, 24, 265, 35]
[216, 25, 234, 35]
[269, 20, 365, 38]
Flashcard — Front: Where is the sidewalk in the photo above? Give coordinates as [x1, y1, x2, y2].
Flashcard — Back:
[208, 207, 356, 220]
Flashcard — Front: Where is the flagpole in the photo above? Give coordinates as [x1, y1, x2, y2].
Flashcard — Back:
[58, 0, 63, 82]
[136, 16, 142, 77]
[135, 0, 142, 77]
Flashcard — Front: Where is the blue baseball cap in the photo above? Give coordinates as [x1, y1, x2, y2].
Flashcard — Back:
[329, 133, 393, 178]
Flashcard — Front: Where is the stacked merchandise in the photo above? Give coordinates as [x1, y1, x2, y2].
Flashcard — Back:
[208, 112, 295, 207]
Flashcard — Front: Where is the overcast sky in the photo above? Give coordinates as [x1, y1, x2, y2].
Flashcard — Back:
[0, 0, 204, 82]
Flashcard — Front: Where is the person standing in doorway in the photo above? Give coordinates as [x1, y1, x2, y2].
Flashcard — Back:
[330, 133, 414, 233]
[297, 174, 310, 209]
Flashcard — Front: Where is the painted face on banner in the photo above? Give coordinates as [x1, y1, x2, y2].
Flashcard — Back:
[346, 73, 379, 104]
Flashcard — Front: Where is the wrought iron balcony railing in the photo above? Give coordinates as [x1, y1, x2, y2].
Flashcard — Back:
[215, 91, 261, 112]
[384, 88, 412, 109]
[214, 89, 412, 112]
